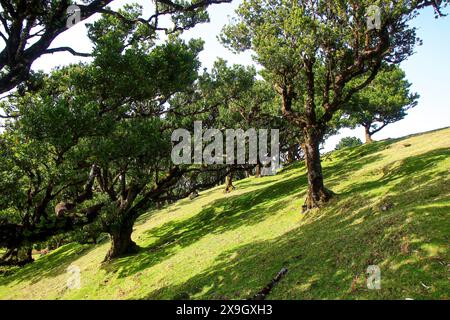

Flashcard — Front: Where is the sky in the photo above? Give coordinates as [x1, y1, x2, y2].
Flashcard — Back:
[30, 0, 450, 152]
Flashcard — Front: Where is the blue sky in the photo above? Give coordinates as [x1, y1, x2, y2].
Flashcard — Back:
[31, 0, 450, 151]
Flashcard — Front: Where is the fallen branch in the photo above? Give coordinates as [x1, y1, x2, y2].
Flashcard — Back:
[251, 267, 288, 300]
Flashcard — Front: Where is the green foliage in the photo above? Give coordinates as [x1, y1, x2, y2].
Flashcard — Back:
[220, 0, 420, 117]
[0, 6, 205, 254]
[219, 0, 439, 207]
[344, 64, 419, 135]
[335, 137, 363, 150]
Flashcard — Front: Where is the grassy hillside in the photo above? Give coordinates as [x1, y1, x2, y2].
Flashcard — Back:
[1, 128, 449, 300]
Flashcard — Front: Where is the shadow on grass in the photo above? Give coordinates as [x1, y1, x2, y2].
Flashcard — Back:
[323, 141, 396, 188]
[141, 180, 449, 300]
[236, 169, 301, 189]
[341, 148, 449, 197]
[137, 146, 449, 300]
[0, 243, 95, 286]
[95, 147, 450, 283]
[3, 138, 448, 299]
[103, 173, 307, 278]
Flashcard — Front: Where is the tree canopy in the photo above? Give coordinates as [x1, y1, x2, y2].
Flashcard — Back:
[344, 64, 419, 143]
[221, 0, 446, 209]
[0, 0, 231, 94]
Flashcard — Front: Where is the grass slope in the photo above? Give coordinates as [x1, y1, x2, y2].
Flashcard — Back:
[0, 128, 449, 300]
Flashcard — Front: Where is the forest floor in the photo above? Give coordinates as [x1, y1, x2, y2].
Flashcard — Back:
[0, 127, 449, 300]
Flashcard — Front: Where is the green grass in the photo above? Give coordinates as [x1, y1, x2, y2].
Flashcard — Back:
[1, 128, 449, 300]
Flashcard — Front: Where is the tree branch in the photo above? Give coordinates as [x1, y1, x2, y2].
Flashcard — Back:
[43, 47, 92, 57]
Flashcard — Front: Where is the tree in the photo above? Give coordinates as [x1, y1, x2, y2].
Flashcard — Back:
[208, 60, 277, 183]
[0, 0, 231, 95]
[335, 137, 363, 150]
[0, 68, 107, 264]
[0, 7, 245, 262]
[0, 50, 217, 262]
[344, 65, 419, 143]
[221, 0, 446, 210]
[0, 7, 205, 262]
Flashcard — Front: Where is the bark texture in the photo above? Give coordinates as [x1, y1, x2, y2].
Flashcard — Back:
[224, 174, 236, 193]
[104, 218, 138, 261]
[301, 127, 333, 211]
[255, 162, 261, 178]
[365, 125, 374, 144]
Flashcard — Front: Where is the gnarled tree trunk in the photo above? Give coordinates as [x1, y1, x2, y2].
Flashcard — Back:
[255, 161, 261, 178]
[104, 217, 138, 261]
[224, 173, 235, 193]
[364, 125, 374, 144]
[286, 144, 297, 164]
[301, 127, 333, 211]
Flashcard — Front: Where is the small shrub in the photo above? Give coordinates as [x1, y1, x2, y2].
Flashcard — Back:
[335, 137, 363, 150]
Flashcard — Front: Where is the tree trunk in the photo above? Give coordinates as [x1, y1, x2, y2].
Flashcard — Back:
[286, 145, 296, 164]
[224, 173, 235, 193]
[255, 161, 261, 178]
[104, 218, 138, 261]
[0, 246, 33, 266]
[364, 125, 374, 144]
[301, 127, 333, 211]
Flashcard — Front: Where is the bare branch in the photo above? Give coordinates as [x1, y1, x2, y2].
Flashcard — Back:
[43, 47, 92, 57]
